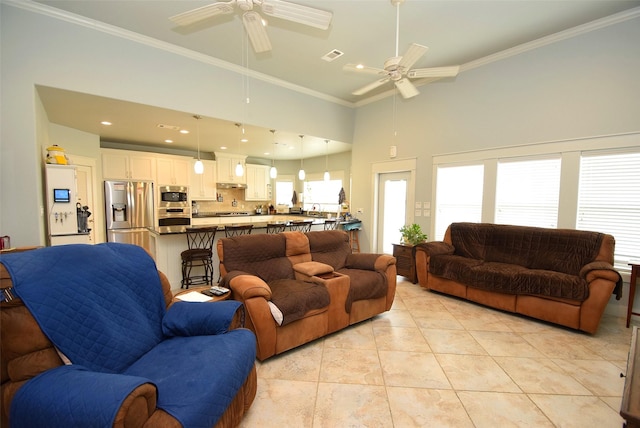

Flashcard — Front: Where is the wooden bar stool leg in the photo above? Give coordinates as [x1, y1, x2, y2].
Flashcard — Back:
[348, 229, 360, 253]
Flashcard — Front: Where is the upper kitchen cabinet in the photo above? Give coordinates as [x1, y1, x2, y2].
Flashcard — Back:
[102, 149, 156, 181]
[245, 164, 271, 201]
[215, 152, 247, 185]
[191, 159, 217, 199]
[156, 155, 190, 186]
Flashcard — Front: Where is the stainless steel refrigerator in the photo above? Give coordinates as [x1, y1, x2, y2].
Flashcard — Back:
[105, 180, 155, 255]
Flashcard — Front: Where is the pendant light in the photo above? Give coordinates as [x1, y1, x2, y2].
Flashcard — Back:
[323, 139, 330, 181]
[193, 115, 204, 174]
[298, 135, 305, 181]
[269, 129, 278, 179]
[234, 123, 244, 177]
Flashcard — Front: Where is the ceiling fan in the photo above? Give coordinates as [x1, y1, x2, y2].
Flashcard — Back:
[344, 0, 460, 99]
[169, 0, 333, 53]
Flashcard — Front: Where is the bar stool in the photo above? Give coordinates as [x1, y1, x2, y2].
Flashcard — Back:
[289, 220, 312, 232]
[266, 223, 287, 234]
[181, 227, 217, 289]
[224, 224, 253, 237]
[347, 229, 361, 253]
[323, 219, 338, 230]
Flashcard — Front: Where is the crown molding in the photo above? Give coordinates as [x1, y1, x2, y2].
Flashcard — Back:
[4, 0, 355, 108]
[5, 1, 639, 109]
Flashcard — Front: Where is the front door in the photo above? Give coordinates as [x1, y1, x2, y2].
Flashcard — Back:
[376, 171, 411, 254]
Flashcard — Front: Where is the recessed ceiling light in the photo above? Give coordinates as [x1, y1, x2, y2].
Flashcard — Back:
[165, 139, 173, 143]
[220, 146, 227, 150]
[240, 138, 248, 143]
[101, 121, 112, 126]
[264, 152, 270, 156]
[180, 129, 189, 134]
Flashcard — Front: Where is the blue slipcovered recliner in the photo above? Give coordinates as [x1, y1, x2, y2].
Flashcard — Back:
[0, 243, 257, 427]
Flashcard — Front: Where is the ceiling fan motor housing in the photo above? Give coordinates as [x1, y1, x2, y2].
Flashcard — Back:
[384, 57, 403, 80]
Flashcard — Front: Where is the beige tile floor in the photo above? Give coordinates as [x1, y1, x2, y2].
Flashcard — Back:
[240, 278, 636, 427]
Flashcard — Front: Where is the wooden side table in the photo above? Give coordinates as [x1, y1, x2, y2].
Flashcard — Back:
[172, 286, 230, 304]
[627, 263, 640, 328]
[392, 243, 417, 284]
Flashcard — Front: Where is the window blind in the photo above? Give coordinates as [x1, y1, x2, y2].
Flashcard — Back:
[495, 157, 561, 228]
[577, 149, 640, 271]
[434, 164, 483, 240]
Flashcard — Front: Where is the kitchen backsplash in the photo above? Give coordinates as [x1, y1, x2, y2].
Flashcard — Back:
[192, 188, 270, 213]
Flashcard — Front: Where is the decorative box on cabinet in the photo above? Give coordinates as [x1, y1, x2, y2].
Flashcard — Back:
[245, 164, 270, 201]
[215, 152, 246, 185]
[102, 149, 156, 181]
[392, 243, 417, 283]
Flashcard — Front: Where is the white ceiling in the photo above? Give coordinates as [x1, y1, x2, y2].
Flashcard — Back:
[29, 0, 640, 160]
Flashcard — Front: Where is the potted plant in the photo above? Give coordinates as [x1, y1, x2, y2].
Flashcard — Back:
[399, 223, 428, 246]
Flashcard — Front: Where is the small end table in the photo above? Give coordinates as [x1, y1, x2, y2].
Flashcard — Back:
[172, 286, 230, 305]
[392, 243, 417, 284]
[627, 263, 640, 328]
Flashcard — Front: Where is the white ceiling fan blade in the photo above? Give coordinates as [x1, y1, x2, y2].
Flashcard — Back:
[169, 1, 235, 27]
[352, 77, 391, 96]
[243, 11, 272, 53]
[397, 43, 428, 71]
[260, 0, 333, 30]
[395, 78, 420, 99]
[343, 63, 387, 76]
[407, 65, 460, 79]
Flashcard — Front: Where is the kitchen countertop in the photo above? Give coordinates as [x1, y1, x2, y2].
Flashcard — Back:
[157, 214, 360, 235]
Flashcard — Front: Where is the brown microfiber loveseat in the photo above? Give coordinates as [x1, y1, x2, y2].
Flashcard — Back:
[415, 223, 622, 333]
[217, 230, 397, 360]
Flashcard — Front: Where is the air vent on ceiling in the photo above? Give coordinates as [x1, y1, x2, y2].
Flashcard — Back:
[321, 49, 344, 62]
[157, 124, 181, 130]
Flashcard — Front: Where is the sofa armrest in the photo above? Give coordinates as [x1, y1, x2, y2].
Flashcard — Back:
[345, 253, 396, 273]
[415, 241, 455, 257]
[579, 261, 623, 299]
[162, 300, 244, 337]
[223, 272, 272, 301]
[11, 365, 156, 427]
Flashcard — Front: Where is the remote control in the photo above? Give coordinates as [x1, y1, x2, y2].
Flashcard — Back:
[211, 286, 229, 294]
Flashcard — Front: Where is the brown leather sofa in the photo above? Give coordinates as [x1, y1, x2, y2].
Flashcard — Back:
[217, 230, 397, 360]
[0, 260, 257, 428]
[415, 223, 622, 333]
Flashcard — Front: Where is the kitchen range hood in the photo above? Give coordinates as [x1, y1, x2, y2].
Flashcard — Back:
[216, 182, 247, 189]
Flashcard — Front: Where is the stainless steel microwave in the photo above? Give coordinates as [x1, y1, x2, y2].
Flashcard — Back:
[158, 185, 188, 207]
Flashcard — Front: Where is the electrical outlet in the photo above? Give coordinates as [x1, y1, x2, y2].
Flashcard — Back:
[356, 208, 363, 214]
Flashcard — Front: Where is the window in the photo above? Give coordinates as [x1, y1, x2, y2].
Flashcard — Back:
[577, 149, 640, 270]
[275, 178, 294, 207]
[495, 157, 561, 228]
[303, 177, 343, 212]
[434, 164, 483, 240]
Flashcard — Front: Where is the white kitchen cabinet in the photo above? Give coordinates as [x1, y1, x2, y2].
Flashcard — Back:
[156, 155, 190, 186]
[245, 164, 271, 201]
[191, 160, 217, 199]
[102, 149, 156, 181]
[215, 152, 246, 185]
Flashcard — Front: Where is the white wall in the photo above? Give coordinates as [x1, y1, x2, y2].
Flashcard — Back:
[350, 16, 640, 254]
[0, 3, 354, 246]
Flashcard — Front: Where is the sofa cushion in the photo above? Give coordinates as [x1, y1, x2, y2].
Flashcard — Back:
[268, 279, 330, 326]
[337, 268, 388, 312]
[124, 331, 256, 427]
[430, 255, 589, 301]
[306, 230, 351, 270]
[450, 223, 604, 276]
[221, 234, 295, 282]
[1, 243, 166, 374]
